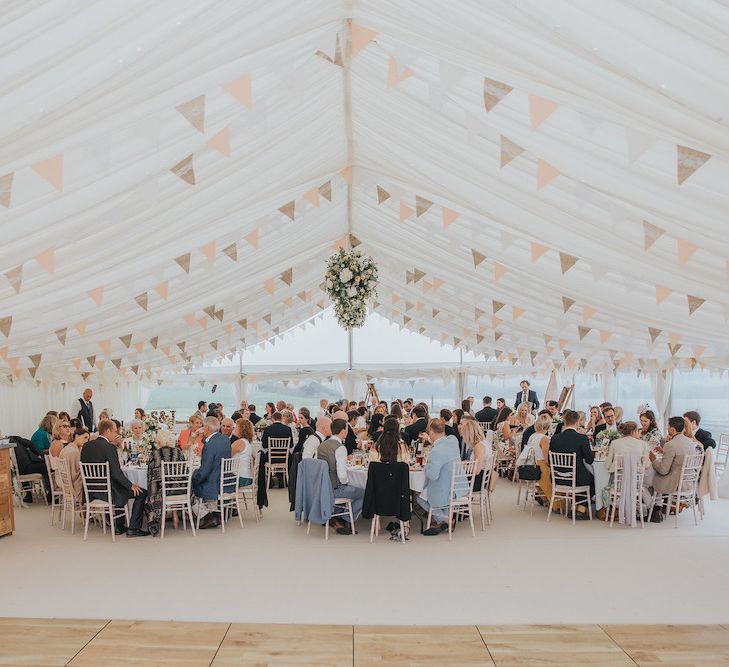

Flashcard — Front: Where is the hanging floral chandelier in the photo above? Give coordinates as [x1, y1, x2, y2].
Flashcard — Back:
[324, 248, 379, 329]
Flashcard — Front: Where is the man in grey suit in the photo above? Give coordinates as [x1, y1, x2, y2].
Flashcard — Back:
[192, 417, 232, 529]
[649, 416, 700, 511]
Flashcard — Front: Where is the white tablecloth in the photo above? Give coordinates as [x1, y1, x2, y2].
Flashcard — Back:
[122, 465, 148, 490]
[585, 460, 609, 510]
[346, 466, 426, 494]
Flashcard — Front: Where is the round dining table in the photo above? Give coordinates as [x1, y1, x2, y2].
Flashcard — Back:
[122, 465, 148, 490]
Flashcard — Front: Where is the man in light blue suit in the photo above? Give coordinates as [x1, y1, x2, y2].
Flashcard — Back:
[417, 418, 461, 536]
[192, 416, 231, 529]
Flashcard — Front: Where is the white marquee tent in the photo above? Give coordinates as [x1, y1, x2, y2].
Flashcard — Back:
[1, 1, 729, 432]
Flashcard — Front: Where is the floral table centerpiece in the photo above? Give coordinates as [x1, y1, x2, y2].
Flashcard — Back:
[324, 248, 378, 328]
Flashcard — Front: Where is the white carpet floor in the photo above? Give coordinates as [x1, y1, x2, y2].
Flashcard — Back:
[2, 481, 729, 626]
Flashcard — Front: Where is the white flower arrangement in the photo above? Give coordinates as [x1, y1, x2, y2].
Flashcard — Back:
[324, 249, 379, 328]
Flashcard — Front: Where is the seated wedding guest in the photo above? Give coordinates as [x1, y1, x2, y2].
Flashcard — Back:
[194, 401, 207, 420]
[264, 402, 275, 420]
[354, 408, 368, 437]
[303, 416, 331, 459]
[452, 408, 464, 432]
[11, 435, 52, 503]
[594, 406, 618, 441]
[521, 409, 551, 448]
[31, 413, 56, 454]
[368, 413, 385, 441]
[98, 408, 111, 422]
[57, 411, 71, 423]
[599, 401, 613, 412]
[146, 430, 185, 536]
[206, 402, 219, 419]
[316, 398, 329, 420]
[317, 418, 364, 534]
[80, 419, 148, 536]
[418, 418, 461, 535]
[475, 396, 498, 425]
[390, 402, 403, 420]
[461, 399, 474, 416]
[401, 398, 413, 417]
[493, 406, 513, 443]
[576, 411, 587, 434]
[369, 417, 410, 463]
[373, 403, 387, 417]
[49, 419, 72, 458]
[261, 412, 294, 453]
[295, 408, 315, 453]
[683, 411, 716, 450]
[247, 404, 261, 425]
[220, 418, 235, 442]
[513, 402, 535, 430]
[232, 418, 256, 488]
[613, 406, 624, 425]
[347, 410, 362, 443]
[649, 416, 701, 505]
[192, 417, 232, 529]
[440, 409, 459, 440]
[123, 419, 146, 457]
[134, 408, 146, 420]
[286, 403, 298, 425]
[586, 406, 604, 436]
[639, 410, 663, 447]
[178, 415, 205, 457]
[275, 400, 286, 413]
[517, 413, 553, 501]
[460, 418, 493, 490]
[59, 426, 89, 500]
[402, 405, 428, 446]
[280, 410, 297, 444]
[548, 410, 594, 518]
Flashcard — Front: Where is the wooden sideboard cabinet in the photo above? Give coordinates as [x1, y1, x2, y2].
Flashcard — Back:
[0, 442, 15, 537]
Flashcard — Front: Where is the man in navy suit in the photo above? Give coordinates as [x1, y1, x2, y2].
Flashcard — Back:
[192, 416, 232, 529]
[514, 379, 539, 412]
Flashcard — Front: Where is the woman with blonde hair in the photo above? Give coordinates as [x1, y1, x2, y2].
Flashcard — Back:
[459, 418, 493, 490]
[513, 402, 535, 429]
[516, 413, 553, 503]
[178, 414, 205, 457]
[232, 418, 256, 487]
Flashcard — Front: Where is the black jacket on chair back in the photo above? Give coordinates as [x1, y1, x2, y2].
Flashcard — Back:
[363, 461, 411, 521]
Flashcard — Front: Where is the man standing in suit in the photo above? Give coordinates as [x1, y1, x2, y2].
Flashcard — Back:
[475, 396, 498, 425]
[80, 418, 148, 536]
[192, 417, 232, 529]
[193, 401, 207, 420]
[74, 388, 96, 432]
[402, 405, 428, 446]
[514, 380, 539, 412]
[683, 411, 716, 450]
[549, 410, 594, 519]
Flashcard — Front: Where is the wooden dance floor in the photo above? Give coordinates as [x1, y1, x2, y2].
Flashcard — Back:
[1, 619, 729, 666]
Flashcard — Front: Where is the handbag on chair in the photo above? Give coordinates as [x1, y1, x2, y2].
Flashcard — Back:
[517, 447, 541, 481]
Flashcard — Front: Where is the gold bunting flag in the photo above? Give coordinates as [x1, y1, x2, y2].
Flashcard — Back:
[175, 95, 206, 133]
[319, 181, 332, 201]
[648, 327, 661, 344]
[472, 249, 486, 268]
[149, 336, 158, 349]
[687, 295, 705, 315]
[55, 328, 67, 345]
[222, 243, 237, 261]
[0, 172, 13, 208]
[280, 268, 293, 285]
[279, 201, 295, 221]
[86, 355, 96, 367]
[0, 316, 12, 338]
[29, 353, 41, 367]
[559, 252, 578, 274]
[174, 253, 191, 273]
[483, 76, 513, 111]
[119, 334, 132, 348]
[500, 136, 524, 168]
[415, 196, 433, 217]
[677, 145, 711, 185]
[170, 154, 195, 185]
[135, 292, 149, 311]
[643, 221, 665, 251]
[4, 266, 22, 293]
[577, 326, 591, 340]
[562, 296, 575, 313]
[377, 186, 390, 204]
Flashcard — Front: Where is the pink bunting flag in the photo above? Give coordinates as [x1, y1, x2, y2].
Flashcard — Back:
[536, 160, 559, 189]
[677, 145, 711, 185]
[494, 263, 508, 281]
[0, 173, 13, 208]
[264, 278, 275, 295]
[599, 330, 613, 344]
[35, 247, 55, 274]
[198, 316, 208, 329]
[183, 313, 196, 327]
[32, 154, 64, 191]
[304, 188, 320, 207]
[442, 207, 459, 229]
[512, 306, 524, 320]
[88, 286, 104, 306]
[206, 126, 231, 157]
[387, 57, 414, 88]
[655, 285, 672, 305]
[244, 228, 259, 248]
[529, 95, 558, 130]
[400, 202, 415, 222]
[351, 23, 378, 55]
[97, 340, 111, 357]
[340, 166, 353, 184]
[225, 74, 252, 109]
[530, 242, 549, 263]
[75, 320, 87, 336]
[583, 305, 597, 321]
[677, 239, 698, 267]
[154, 281, 169, 300]
[134, 342, 144, 353]
[199, 241, 216, 261]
